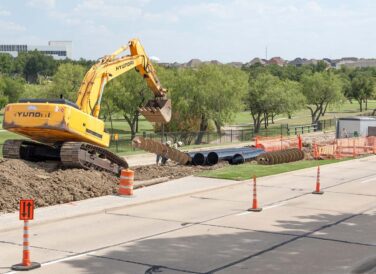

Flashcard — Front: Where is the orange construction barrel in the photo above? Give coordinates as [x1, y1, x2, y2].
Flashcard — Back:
[118, 169, 134, 196]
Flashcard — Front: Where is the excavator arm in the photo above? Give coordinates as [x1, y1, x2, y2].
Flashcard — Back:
[76, 39, 171, 123]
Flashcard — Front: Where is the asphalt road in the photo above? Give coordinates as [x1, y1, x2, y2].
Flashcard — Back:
[1, 156, 376, 274]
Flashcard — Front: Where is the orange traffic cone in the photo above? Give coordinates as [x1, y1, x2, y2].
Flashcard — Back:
[248, 175, 262, 212]
[312, 165, 324, 195]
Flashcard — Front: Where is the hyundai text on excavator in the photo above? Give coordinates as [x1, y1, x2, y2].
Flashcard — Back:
[2, 39, 171, 175]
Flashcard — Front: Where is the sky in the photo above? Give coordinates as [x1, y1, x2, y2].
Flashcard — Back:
[0, 0, 375, 62]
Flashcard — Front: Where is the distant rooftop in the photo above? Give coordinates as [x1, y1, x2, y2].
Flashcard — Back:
[0, 41, 72, 60]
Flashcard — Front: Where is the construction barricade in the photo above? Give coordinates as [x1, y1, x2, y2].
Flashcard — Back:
[255, 135, 302, 152]
[314, 136, 376, 159]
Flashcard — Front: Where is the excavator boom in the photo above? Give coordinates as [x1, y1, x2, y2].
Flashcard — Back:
[76, 39, 171, 123]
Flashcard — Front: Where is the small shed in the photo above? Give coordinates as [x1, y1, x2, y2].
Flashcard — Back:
[336, 116, 376, 138]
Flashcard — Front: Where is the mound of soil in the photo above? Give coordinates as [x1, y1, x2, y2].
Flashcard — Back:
[0, 159, 226, 214]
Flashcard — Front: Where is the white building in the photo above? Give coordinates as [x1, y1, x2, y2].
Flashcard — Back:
[0, 41, 72, 60]
[336, 116, 376, 138]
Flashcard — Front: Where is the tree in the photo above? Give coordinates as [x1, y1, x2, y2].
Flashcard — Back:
[163, 64, 247, 143]
[247, 73, 279, 132]
[0, 53, 15, 75]
[205, 65, 248, 135]
[309, 60, 329, 73]
[246, 72, 306, 132]
[21, 83, 50, 99]
[267, 80, 305, 123]
[0, 78, 8, 109]
[48, 63, 86, 101]
[105, 70, 153, 139]
[17, 51, 57, 83]
[345, 71, 374, 111]
[0, 76, 25, 109]
[158, 67, 200, 134]
[301, 72, 344, 124]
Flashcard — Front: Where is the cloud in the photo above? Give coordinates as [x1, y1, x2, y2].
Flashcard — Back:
[306, 1, 322, 12]
[73, 0, 144, 20]
[150, 56, 160, 62]
[178, 2, 229, 18]
[0, 20, 26, 32]
[0, 9, 10, 16]
[6, 0, 375, 61]
[27, 0, 56, 8]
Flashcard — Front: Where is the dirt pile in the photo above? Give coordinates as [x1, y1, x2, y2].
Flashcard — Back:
[0, 159, 119, 213]
[301, 131, 335, 146]
[133, 162, 227, 181]
[0, 159, 226, 214]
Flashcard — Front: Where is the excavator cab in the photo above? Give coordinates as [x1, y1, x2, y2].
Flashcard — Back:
[139, 98, 172, 123]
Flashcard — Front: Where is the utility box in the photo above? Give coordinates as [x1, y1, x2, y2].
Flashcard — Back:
[336, 116, 376, 138]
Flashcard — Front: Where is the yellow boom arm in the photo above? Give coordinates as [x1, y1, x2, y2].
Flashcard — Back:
[76, 39, 168, 118]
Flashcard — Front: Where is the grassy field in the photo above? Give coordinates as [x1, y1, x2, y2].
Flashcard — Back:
[232, 100, 376, 126]
[105, 117, 154, 135]
[199, 159, 347, 181]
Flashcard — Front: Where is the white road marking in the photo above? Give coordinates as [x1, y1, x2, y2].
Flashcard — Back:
[5, 252, 96, 273]
[236, 212, 251, 216]
[263, 202, 287, 210]
[42, 253, 90, 266]
[358, 178, 376, 184]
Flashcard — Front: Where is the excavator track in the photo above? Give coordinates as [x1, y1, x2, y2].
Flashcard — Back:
[60, 142, 128, 175]
[2, 140, 24, 159]
[2, 139, 128, 176]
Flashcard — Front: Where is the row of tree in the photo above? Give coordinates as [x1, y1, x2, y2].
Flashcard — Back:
[0, 52, 375, 139]
[0, 50, 93, 83]
[105, 62, 376, 136]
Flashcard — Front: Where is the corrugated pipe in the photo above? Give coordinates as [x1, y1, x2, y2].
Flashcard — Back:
[207, 148, 265, 166]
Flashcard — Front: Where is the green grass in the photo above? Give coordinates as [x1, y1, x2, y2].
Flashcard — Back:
[199, 159, 348, 181]
[0, 115, 24, 143]
[232, 100, 376, 127]
[105, 117, 154, 136]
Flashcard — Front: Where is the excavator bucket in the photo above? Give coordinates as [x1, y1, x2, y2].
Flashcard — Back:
[138, 99, 172, 123]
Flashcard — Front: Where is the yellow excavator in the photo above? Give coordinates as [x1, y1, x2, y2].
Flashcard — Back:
[2, 39, 171, 174]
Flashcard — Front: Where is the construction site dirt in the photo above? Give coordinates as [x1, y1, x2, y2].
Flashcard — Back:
[0, 159, 228, 214]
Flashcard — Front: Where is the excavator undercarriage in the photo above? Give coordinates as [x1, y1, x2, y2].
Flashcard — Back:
[3, 140, 128, 175]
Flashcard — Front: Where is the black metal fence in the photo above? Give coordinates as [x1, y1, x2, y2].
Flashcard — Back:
[109, 118, 337, 153]
[0, 118, 337, 156]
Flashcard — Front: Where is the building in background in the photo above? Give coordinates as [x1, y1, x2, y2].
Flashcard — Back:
[336, 116, 376, 138]
[0, 41, 72, 60]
